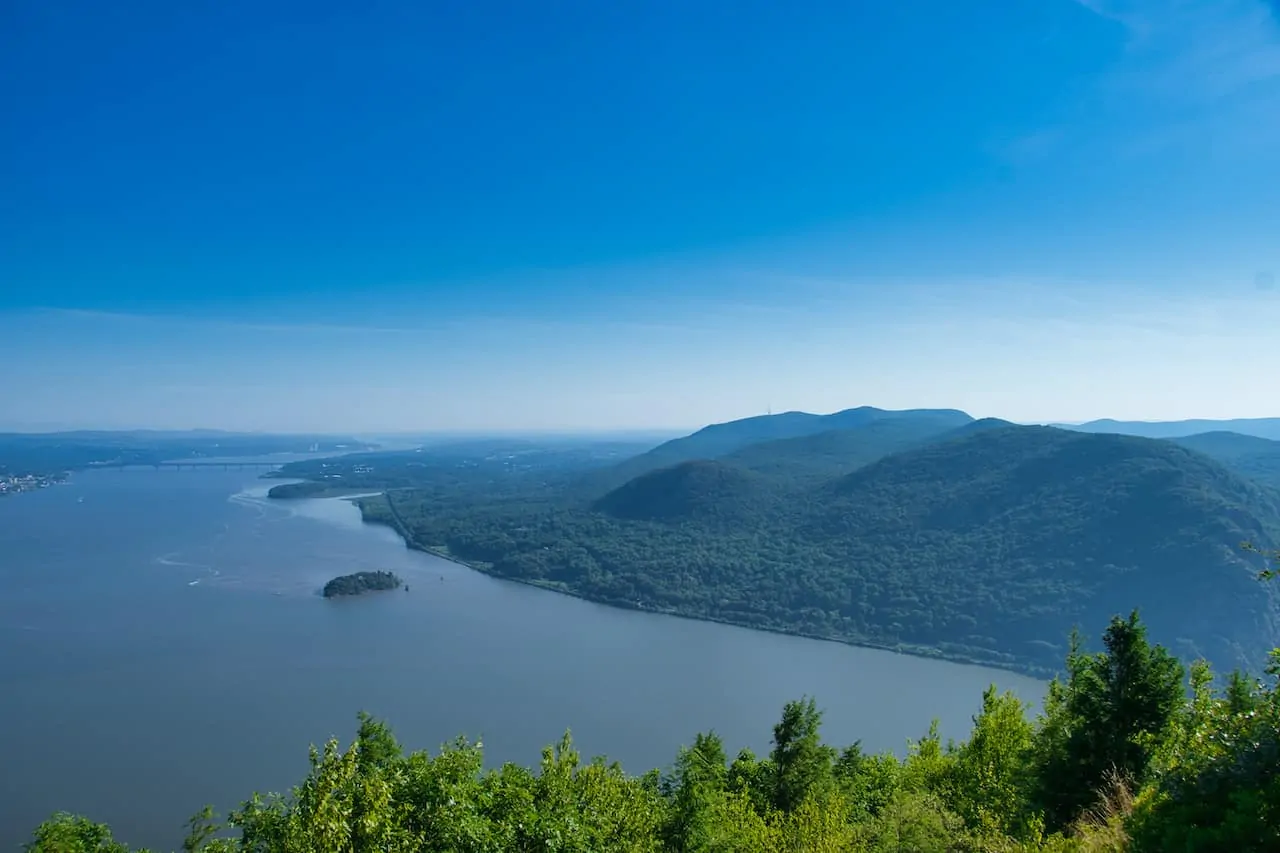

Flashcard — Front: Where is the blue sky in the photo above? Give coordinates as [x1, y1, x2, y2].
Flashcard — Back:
[2, 0, 1278, 432]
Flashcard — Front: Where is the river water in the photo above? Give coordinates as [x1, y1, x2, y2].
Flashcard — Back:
[0, 465, 1045, 850]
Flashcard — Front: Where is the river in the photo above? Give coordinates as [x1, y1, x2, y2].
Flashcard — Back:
[0, 465, 1045, 850]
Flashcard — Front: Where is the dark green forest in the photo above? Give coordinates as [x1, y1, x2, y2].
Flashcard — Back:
[28, 608, 1280, 852]
[337, 420, 1280, 676]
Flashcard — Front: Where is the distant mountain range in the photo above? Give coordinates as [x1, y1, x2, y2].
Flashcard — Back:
[1057, 417, 1280, 440]
[359, 406, 1280, 677]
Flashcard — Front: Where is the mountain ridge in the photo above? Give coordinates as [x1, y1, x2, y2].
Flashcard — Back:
[575, 406, 974, 496]
[1058, 417, 1280, 440]
[717, 413, 972, 485]
[370, 419, 1280, 676]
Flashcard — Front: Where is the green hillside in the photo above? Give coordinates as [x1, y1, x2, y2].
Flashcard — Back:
[807, 426, 1280, 670]
[593, 459, 775, 526]
[1170, 431, 1280, 489]
[719, 414, 970, 485]
[364, 423, 1280, 676]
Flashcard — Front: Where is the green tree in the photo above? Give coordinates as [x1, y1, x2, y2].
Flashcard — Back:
[1128, 655, 1280, 851]
[230, 735, 416, 852]
[1224, 669, 1262, 714]
[768, 697, 836, 813]
[665, 731, 730, 851]
[950, 685, 1035, 838]
[1032, 612, 1184, 830]
[354, 711, 403, 773]
[516, 731, 664, 852]
[899, 719, 954, 796]
[688, 790, 778, 852]
[180, 806, 220, 853]
[24, 814, 141, 853]
[834, 749, 901, 822]
[396, 736, 495, 850]
[851, 791, 971, 853]
[725, 747, 774, 816]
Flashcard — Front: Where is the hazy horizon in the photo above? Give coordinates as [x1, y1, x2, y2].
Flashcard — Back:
[5, 0, 1278, 432]
[5, 409, 1280, 439]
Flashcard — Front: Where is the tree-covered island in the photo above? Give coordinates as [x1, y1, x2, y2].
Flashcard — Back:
[321, 570, 404, 598]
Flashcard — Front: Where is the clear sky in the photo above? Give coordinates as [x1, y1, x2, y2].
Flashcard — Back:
[2, 0, 1278, 433]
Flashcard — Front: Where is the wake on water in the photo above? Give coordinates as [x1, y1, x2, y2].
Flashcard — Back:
[154, 484, 379, 595]
[154, 552, 220, 586]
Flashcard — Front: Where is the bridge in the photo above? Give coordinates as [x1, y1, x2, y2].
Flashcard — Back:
[91, 461, 283, 471]
[155, 461, 282, 470]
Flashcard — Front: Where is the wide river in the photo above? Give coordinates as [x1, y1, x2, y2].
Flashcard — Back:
[0, 464, 1045, 850]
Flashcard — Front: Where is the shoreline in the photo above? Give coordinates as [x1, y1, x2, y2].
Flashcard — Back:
[355, 490, 1055, 682]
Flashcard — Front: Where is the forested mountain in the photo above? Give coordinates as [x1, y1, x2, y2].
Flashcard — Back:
[593, 460, 777, 526]
[1061, 416, 1280, 440]
[578, 406, 973, 495]
[809, 426, 1280, 670]
[1171, 431, 1280, 489]
[358, 422, 1280, 676]
[717, 414, 974, 485]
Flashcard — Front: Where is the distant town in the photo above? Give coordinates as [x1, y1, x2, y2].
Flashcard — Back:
[0, 430, 379, 501]
[0, 472, 66, 496]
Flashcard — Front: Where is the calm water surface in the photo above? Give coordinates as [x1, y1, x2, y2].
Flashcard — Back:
[0, 467, 1045, 850]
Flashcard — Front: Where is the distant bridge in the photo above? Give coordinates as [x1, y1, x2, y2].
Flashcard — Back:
[91, 461, 283, 471]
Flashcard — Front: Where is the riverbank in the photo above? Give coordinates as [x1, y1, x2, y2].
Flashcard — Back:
[354, 491, 1052, 680]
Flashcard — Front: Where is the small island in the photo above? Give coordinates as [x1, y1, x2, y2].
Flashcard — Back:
[322, 570, 404, 598]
